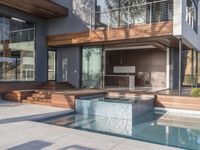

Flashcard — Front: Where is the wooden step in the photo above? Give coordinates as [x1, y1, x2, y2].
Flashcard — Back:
[37, 99, 51, 103]
[22, 100, 52, 106]
[40, 82, 75, 90]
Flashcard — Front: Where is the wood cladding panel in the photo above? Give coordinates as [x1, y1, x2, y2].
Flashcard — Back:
[3, 90, 35, 102]
[51, 92, 106, 109]
[0, 0, 68, 19]
[105, 49, 166, 87]
[105, 76, 129, 87]
[155, 95, 200, 111]
[47, 21, 173, 46]
[0, 82, 43, 93]
[51, 94, 75, 109]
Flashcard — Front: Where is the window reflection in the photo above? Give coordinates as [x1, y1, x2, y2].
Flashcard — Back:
[48, 51, 56, 81]
[0, 16, 35, 81]
[82, 46, 102, 88]
[186, 0, 198, 32]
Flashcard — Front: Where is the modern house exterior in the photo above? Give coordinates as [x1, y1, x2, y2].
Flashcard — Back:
[0, 0, 200, 95]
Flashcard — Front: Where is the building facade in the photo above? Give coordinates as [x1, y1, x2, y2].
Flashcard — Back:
[0, 0, 200, 93]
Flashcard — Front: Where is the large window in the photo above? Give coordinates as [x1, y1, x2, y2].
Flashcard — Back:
[186, 0, 198, 32]
[48, 50, 56, 81]
[82, 46, 102, 88]
[0, 15, 35, 81]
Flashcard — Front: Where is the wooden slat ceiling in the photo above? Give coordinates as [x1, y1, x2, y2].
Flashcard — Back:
[0, 0, 68, 19]
[47, 21, 189, 50]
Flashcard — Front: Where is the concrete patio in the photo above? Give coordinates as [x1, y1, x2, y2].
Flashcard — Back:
[0, 100, 180, 150]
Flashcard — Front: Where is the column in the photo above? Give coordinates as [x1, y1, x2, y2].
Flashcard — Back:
[191, 49, 194, 87]
[178, 39, 182, 96]
[196, 51, 198, 87]
[166, 48, 170, 89]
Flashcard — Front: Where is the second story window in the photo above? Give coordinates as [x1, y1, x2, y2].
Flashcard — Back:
[186, 0, 198, 33]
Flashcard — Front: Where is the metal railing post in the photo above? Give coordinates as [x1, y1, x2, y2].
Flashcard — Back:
[191, 49, 194, 87]
[150, 3, 152, 25]
[179, 39, 182, 96]
[89, 12, 92, 36]
[127, 6, 130, 30]
[107, 10, 110, 32]
[196, 51, 199, 87]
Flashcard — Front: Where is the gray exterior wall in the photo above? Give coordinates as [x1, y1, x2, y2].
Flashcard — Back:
[170, 48, 179, 89]
[46, 0, 95, 35]
[0, 5, 48, 82]
[56, 46, 81, 88]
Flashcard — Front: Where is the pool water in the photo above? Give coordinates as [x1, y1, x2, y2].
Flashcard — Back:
[41, 112, 200, 150]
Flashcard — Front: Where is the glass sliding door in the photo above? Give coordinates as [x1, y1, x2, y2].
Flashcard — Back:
[82, 46, 102, 88]
[48, 50, 56, 81]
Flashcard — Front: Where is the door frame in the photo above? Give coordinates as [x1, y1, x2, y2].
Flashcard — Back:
[81, 46, 103, 89]
[47, 49, 57, 82]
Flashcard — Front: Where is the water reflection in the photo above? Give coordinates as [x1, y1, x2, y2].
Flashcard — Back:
[42, 113, 200, 150]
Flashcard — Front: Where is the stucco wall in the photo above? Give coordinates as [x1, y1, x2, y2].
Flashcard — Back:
[173, 0, 200, 51]
[56, 46, 81, 88]
[46, 0, 95, 35]
[0, 5, 48, 82]
[170, 48, 179, 89]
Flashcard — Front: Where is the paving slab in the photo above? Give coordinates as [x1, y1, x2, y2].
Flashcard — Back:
[0, 100, 182, 150]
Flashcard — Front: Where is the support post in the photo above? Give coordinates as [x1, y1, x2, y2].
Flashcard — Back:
[107, 10, 110, 32]
[150, 3, 152, 25]
[127, 6, 130, 30]
[90, 11, 93, 36]
[166, 48, 170, 89]
[178, 39, 182, 96]
[102, 49, 106, 89]
[196, 51, 198, 87]
[191, 49, 194, 87]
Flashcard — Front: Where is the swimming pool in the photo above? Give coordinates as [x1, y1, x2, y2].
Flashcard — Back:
[40, 95, 200, 150]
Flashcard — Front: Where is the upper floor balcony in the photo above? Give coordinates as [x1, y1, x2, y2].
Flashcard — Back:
[90, 0, 173, 31]
[47, 0, 200, 51]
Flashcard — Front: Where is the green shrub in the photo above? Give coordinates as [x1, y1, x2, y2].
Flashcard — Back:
[191, 88, 200, 97]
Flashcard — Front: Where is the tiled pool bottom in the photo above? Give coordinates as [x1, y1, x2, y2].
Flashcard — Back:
[41, 112, 200, 150]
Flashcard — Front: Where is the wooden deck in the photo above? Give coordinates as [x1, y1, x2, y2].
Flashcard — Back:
[3, 88, 200, 112]
[155, 95, 200, 111]
[51, 90, 106, 108]
[50, 89, 200, 111]
[108, 90, 200, 111]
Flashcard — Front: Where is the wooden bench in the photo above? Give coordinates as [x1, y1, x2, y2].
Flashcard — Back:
[155, 95, 200, 111]
[3, 90, 36, 102]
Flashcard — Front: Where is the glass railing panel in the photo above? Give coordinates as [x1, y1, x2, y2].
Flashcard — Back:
[91, 0, 173, 31]
[119, 7, 129, 27]
[129, 4, 147, 25]
[109, 9, 120, 28]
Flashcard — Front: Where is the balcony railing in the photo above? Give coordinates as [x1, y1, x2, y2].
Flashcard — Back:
[10, 28, 35, 43]
[90, 0, 173, 33]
